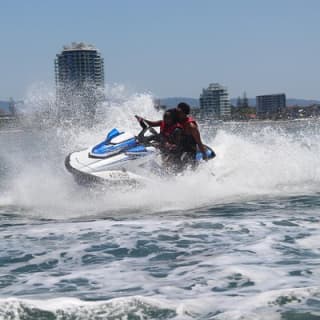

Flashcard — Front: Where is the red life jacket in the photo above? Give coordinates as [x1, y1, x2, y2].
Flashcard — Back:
[181, 116, 197, 130]
[160, 121, 182, 138]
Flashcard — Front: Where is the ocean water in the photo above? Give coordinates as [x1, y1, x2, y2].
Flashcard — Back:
[1, 94, 320, 319]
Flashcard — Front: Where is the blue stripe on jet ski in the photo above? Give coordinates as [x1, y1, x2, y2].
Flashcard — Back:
[91, 138, 137, 156]
[127, 145, 147, 153]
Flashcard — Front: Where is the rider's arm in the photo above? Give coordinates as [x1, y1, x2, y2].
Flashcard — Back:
[135, 115, 161, 127]
[189, 123, 208, 160]
[144, 119, 162, 127]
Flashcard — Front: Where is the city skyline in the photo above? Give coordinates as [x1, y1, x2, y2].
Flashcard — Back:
[1, 0, 320, 100]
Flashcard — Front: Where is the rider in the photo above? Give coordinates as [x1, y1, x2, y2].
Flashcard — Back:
[135, 109, 182, 151]
[176, 102, 208, 163]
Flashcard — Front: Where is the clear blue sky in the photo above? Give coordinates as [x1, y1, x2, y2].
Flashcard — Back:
[1, 0, 320, 100]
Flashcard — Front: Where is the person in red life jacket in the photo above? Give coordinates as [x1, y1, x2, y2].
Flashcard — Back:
[135, 109, 182, 153]
[176, 102, 208, 164]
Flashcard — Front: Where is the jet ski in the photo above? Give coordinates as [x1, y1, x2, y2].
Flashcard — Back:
[65, 123, 216, 186]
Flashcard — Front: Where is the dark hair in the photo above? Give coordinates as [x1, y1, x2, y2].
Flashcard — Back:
[164, 108, 179, 123]
[177, 102, 190, 115]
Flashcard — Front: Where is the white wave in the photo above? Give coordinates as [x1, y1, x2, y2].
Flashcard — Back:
[0, 286, 319, 319]
[1, 84, 320, 218]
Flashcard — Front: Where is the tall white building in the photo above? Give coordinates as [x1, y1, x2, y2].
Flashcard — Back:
[199, 83, 231, 118]
[55, 42, 105, 122]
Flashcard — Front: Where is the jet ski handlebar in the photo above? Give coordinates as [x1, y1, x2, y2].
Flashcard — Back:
[136, 126, 160, 146]
[135, 115, 148, 129]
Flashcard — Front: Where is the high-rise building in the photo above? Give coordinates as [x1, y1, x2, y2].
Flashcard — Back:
[0, 99, 16, 117]
[55, 42, 105, 121]
[199, 83, 231, 118]
[256, 93, 286, 118]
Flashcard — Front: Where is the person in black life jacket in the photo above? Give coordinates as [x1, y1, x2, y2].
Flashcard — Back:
[135, 109, 182, 154]
[176, 102, 208, 162]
